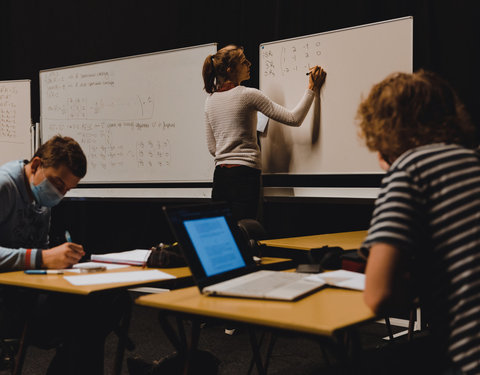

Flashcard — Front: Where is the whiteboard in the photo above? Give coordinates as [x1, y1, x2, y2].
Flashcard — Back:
[0, 80, 32, 165]
[40, 43, 216, 183]
[259, 17, 413, 174]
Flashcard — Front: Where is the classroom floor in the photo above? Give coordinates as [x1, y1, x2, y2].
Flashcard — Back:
[5, 300, 416, 375]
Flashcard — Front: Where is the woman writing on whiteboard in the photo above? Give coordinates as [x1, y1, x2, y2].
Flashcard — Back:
[202, 45, 326, 221]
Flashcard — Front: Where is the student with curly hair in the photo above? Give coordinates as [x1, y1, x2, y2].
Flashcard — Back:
[358, 70, 479, 374]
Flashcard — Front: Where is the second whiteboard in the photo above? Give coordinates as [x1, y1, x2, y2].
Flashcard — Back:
[259, 17, 413, 175]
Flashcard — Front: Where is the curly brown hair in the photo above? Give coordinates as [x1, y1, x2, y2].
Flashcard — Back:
[357, 70, 476, 163]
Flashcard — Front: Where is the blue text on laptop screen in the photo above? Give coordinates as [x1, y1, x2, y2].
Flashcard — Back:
[183, 216, 246, 277]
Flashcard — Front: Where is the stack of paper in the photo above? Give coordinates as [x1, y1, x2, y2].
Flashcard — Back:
[305, 270, 365, 291]
[64, 270, 175, 286]
[90, 249, 151, 266]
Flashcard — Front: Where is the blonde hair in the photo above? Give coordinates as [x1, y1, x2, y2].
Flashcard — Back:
[202, 45, 245, 94]
[357, 70, 476, 163]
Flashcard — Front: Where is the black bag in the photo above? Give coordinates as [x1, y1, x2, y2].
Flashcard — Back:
[146, 242, 186, 268]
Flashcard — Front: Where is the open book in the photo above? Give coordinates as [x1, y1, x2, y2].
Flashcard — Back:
[90, 249, 151, 266]
[305, 270, 365, 291]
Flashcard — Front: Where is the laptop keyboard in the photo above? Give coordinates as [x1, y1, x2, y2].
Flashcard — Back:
[225, 272, 306, 294]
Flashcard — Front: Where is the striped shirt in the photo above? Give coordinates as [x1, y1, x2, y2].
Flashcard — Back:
[362, 143, 480, 374]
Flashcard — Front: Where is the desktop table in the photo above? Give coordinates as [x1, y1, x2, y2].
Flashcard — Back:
[0, 265, 191, 295]
[0, 257, 291, 295]
[260, 230, 368, 261]
[136, 285, 375, 374]
[0, 257, 291, 375]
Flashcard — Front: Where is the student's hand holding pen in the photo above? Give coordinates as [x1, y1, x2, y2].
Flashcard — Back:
[41, 242, 85, 269]
[307, 65, 327, 91]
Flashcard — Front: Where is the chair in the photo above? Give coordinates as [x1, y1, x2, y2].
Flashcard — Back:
[237, 219, 268, 258]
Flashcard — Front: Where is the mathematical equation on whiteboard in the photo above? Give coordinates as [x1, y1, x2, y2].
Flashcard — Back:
[0, 86, 19, 141]
[42, 71, 155, 121]
[41, 69, 176, 173]
[261, 40, 323, 77]
[45, 121, 175, 172]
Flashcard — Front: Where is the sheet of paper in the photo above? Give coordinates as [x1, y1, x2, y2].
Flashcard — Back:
[72, 262, 129, 270]
[256, 112, 269, 133]
[64, 270, 175, 286]
[90, 249, 151, 265]
[306, 270, 365, 291]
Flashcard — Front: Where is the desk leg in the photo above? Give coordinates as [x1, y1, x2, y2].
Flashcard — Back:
[157, 312, 185, 352]
[182, 319, 201, 375]
[248, 328, 267, 375]
[331, 329, 362, 374]
[12, 320, 29, 375]
[112, 295, 133, 375]
[157, 313, 203, 375]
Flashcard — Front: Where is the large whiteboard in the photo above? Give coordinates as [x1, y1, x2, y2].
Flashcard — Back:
[259, 17, 413, 174]
[40, 44, 216, 183]
[0, 80, 32, 165]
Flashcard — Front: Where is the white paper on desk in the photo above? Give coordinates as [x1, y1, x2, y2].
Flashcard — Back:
[306, 270, 365, 291]
[64, 270, 175, 286]
[256, 112, 269, 133]
[90, 249, 151, 266]
[72, 262, 129, 270]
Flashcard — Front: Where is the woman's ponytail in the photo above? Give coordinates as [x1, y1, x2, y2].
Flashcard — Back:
[202, 54, 217, 94]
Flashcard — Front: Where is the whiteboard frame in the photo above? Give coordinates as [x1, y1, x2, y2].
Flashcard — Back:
[39, 43, 217, 186]
[0, 79, 33, 164]
[259, 16, 413, 49]
[259, 16, 413, 180]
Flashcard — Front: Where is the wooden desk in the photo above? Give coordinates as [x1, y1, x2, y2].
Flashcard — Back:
[136, 285, 375, 374]
[260, 230, 367, 261]
[0, 257, 291, 375]
[0, 257, 291, 295]
[0, 266, 191, 295]
[137, 285, 373, 337]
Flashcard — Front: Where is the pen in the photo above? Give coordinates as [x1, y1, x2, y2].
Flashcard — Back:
[25, 270, 64, 275]
[65, 230, 72, 243]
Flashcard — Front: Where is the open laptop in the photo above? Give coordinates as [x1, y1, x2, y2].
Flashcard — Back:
[163, 203, 325, 301]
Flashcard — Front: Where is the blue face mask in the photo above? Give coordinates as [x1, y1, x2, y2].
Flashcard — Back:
[30, 168, 64, 207]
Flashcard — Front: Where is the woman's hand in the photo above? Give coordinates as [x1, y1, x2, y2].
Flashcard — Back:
[308, 66, 327, 91]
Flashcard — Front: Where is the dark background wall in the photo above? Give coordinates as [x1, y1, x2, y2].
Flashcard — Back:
[1, 0, 479, 255]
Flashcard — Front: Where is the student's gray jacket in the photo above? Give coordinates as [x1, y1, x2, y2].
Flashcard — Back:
[0, 160, 48, 271]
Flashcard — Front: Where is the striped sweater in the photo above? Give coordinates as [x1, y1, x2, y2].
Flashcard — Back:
[362, 143, 480, 374]
[204, 86, 315, 169]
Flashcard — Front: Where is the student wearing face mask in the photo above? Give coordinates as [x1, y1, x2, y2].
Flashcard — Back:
[0, 135, 86, 270]
[0, 135, 129, 375]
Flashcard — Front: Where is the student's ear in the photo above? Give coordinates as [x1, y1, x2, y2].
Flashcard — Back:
[377, 152, 390, 171]
[30, 157, 42, 174]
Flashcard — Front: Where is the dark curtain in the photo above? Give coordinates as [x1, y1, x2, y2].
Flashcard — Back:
[1, 0, 480, 126]
[2, 0, 480, 244]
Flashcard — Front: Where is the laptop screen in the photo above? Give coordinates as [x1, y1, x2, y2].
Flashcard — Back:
[183, 216, 246, 276]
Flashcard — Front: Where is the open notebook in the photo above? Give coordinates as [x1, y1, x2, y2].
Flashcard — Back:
[163, 203, 325, 301]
